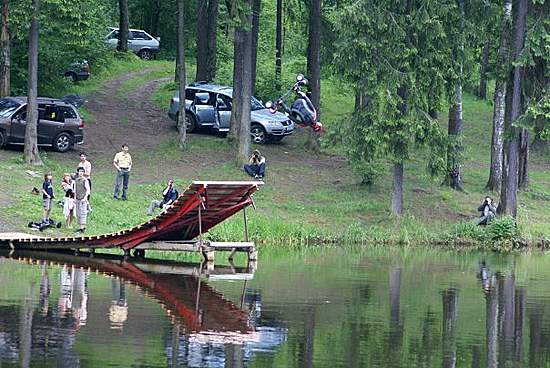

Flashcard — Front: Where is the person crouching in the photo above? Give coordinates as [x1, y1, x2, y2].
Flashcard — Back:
[244, 150, 266, 179]
[476, 196, 497, 226]
[147, 179, 178, 216]
[74, 167, 91, 233]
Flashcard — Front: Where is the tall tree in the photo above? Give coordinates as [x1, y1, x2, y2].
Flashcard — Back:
[117, 0, 129, 52]
[196, 0, 218, 81]
[0, 0, 9, 97]
[250, 0, 260, 95]
[176, 0, 187, 149]
[499, 0, 528, 217]
[229, 0, 253, 165]
[486, 0, 512, 191]
[478, 39, 490, 99]
[23, 0, 41, 165]
[444, 0, 465, 191]
[275, 0, 283, 87]
[305, 0, 321, 150]
[332, 0, 448, 217]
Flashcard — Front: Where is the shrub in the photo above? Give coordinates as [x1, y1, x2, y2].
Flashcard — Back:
[486, 216, 517, 241]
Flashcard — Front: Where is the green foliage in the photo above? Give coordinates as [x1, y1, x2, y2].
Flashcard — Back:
[9, 0, 114, 96]
[486, 216, 518, 241]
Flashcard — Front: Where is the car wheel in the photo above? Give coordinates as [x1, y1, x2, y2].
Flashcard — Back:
[0, 130, 5, 148]
[185, 112, 197, 133]
[53, 132, 72, 152]
[65, 72, 78, 83]
[138, 49, 153, 60]
[251, 124, 267, 144]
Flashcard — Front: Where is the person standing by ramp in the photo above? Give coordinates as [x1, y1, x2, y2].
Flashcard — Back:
[113, 144, 133, 201]
[74, 167, 91, 233]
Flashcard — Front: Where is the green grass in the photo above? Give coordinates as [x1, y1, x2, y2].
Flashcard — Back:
[1, 58, 548, 251]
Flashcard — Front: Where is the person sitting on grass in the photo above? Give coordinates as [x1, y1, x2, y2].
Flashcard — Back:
[41, 172, 54, 224]
[244, 150, 266, 179]
[476, 196, 497, 226]
[147, 179, 179, 216]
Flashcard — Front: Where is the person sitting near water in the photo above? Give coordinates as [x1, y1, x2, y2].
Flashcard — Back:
[244, 149, 266, 179]
[146, 179, 179, 216]
[476, 196, 497, 226]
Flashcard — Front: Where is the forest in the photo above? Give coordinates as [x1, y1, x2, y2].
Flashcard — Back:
[0, 0, 548, 245]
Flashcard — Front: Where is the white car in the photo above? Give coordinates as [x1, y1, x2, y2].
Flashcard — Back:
[105, 27, 160, 59]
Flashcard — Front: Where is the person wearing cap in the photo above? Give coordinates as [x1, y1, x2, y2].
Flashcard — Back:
[146, 179, 179, 216]
[244, 150, 266, 179]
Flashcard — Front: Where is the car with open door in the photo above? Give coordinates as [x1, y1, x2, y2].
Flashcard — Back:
[168, 83, 294, 144]
[0, 97, 84, 152]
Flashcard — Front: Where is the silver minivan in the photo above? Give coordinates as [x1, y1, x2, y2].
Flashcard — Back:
[168, 84, 294, 144]
[105, 27, 160, 59]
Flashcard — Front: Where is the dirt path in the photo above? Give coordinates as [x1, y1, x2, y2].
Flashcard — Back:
[82, 71, 176, 159]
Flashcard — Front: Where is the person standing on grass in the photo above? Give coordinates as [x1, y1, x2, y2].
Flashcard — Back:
[113, 144, 133, 200]
[61, 173, 75, 228]
[41, 172, 54, 223]
[74, 167, 91, 233]
[77, 152, 93, 211]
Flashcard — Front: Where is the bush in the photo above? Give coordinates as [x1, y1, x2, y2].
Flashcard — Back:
[447, 221, 487, 242]
[486, 216, 517, 241]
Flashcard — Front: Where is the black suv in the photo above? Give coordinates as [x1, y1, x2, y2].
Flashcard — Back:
[0, 97, 84, 152]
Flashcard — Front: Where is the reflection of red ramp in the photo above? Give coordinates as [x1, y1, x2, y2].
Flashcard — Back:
[0, 181, 262, 251]
[10, 252, 251, 333]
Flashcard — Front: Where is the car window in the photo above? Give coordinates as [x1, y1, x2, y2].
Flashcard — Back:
[42, 105, 61, 122]
[132, 31, 152, 40]
[57, 106, 78, 121]
[0, 98, 20, 118]
[108, 30, 119, 39]
[217, 94, 232, 111]
[250, 96, 265, 111]
[185, 89, 197, 101]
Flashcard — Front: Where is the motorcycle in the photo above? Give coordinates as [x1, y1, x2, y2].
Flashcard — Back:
[264, 74, 323, 133]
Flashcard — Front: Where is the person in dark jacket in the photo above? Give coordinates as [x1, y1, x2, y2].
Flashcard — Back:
[147, 180, 179, 216]
[244, 150, 266, 179]
[476, 196, 497, 225]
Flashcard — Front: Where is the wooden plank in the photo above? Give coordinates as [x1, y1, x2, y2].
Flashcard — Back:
[208, 241, 255, 249]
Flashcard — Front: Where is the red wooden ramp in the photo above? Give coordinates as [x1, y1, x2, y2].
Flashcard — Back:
[0, 181, 262, 251]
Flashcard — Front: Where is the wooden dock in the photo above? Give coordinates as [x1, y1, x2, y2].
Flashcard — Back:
[0, 181, 262, 263]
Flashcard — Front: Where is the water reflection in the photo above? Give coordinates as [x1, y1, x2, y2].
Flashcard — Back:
[0, 250, 287, 367]
[1, 248, 550, 367]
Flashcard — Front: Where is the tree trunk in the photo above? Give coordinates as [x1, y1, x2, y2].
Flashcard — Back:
[229, 0, 253, 165]
[486, 280, 499, 368]
[446, 84, 464, 191]
[305, 0, 321, 151]
[391, 162, 404, 216]
[518, 128, 528, 188]
[23, 0, 41, 165]
[478, 39, 490, 99]
[499, 0, 527, 218]
[250, 0, 261, 95]
[195, 0, 209, 81]
[442, 288, 459, 368]
[486, 0, 511, 191]
[205, 0, 218, 81]
[150, 0, 161, 37]
[445, 0, 465, 191]
[117, 0, 129, 52]
[0, 0, 9, 97]
[176, 0, 187, 150]
[275, 0, 283, 88]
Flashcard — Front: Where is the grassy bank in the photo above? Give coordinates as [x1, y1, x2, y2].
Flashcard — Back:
[0, 59, 548, 251]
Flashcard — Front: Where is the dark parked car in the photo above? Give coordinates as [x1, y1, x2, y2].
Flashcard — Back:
[0, 97, 84, 152]
[64, 60, 91, 82]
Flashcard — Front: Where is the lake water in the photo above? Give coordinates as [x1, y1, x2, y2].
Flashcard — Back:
[0, 246, 549, 368]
